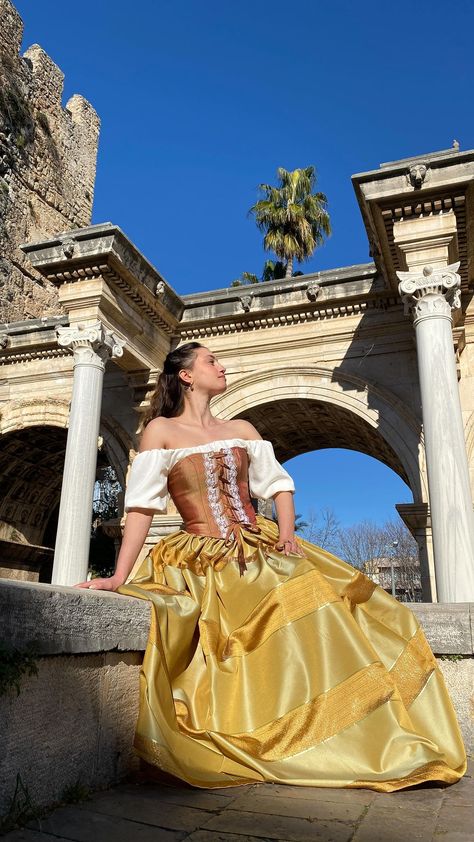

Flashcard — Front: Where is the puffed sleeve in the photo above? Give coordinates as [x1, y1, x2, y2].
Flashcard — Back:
[124, 449, 170, 513]
[246, 439, 295, 499]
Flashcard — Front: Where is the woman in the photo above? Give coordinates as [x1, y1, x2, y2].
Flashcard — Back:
[76, 342, 466, 791]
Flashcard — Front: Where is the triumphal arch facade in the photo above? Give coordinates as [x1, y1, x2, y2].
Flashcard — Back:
[1, 2, 473, 602]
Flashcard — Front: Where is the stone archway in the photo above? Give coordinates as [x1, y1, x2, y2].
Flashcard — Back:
[212, 366, 435, 598]
[0, 397, 70, 436]
[0, 425, 67, 581]
[0, 397, 131, 581]
[213, 366, 428, 504]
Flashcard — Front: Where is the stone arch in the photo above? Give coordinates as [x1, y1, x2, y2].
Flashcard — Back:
[212, 366, 427, 504]
[0, 398, 132, 578]
[99, 416, 133, 490]
[0, 397, 70, 435]
[0, 424, 67, 578]
[0, 396, 132, 488]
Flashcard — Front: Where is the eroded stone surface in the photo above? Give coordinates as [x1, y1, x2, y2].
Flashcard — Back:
[0, 0, 99, 323]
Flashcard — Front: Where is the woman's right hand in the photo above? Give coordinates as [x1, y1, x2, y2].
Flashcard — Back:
[74, 574, 125, 592]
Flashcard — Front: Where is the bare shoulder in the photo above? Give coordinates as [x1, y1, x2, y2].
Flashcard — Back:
[230, 418, 263, 441]
[138, 417, 171, 452]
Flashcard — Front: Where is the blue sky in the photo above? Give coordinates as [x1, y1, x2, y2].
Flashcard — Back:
[15, 0, 474, 527]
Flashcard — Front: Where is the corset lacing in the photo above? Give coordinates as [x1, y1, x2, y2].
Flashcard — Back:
[210, 449, 261, 576]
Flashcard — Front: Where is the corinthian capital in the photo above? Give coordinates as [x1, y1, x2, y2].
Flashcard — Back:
[56, 322, 126, 368]
[397, 262, 461, 322]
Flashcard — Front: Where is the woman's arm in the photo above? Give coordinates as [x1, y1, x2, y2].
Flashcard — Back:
[273, 491, 304, 556]
[75, 508, 154, 590]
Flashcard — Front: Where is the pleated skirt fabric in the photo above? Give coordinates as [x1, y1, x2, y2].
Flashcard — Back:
[117, 515, 467, 792]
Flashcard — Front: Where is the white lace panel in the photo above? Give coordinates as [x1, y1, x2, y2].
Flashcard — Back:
[223, 447, 249, 524]
[203, 447, 250, 538]
[203, 451, 230, 538]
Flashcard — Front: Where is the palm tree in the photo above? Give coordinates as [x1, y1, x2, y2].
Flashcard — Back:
[230, 271, 259, 287]
[261, 259, 286, 282]
[249, 166, 331, 278]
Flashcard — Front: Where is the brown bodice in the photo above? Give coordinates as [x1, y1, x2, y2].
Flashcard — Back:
[167, 445, 257, 541]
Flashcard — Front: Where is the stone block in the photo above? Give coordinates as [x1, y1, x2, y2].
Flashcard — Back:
[202, 809, 354, 842]
[411, 603, 473, 654]
[77, 787, 215, 832]
[435, 804, 474, 836]
[353, 802, 438, 841]
[228, 792, 365, 823]
[0, 652, 141, 814]
[0, 579, 151, 653]
[26, 806, 186, 841]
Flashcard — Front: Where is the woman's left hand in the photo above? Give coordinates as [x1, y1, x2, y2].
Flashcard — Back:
[274, 535, 305, 556]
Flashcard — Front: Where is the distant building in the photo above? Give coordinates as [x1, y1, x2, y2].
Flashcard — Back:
[364, 557, 423, 602]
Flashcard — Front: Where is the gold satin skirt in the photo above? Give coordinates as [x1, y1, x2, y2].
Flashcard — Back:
[117, 515, 467, 792]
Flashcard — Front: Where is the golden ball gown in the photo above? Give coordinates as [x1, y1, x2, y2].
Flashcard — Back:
[117, 438, 466, 792]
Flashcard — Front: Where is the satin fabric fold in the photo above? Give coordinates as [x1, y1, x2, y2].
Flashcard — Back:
[117, 514, 466, 792]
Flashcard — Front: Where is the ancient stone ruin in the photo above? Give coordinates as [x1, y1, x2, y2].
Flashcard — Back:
[0, 0, 99, 322]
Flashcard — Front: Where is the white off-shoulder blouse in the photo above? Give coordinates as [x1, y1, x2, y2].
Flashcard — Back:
[124, 438, 295, 513]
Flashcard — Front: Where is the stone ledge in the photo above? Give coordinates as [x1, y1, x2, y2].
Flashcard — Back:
[0, 578, 151, 654]
[411, 602, 474, 654]
[1, 578, 473, 656]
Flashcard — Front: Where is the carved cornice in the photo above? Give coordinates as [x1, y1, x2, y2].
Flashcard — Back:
[179, 293, 401, 339]
[46, 264, 177, 336]
[21, 224, 183, 338]
[397, 263, 461, 323]
[0, 347, 71, 366]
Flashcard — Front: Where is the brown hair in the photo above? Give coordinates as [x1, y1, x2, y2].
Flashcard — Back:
[141, 342, 203, 428]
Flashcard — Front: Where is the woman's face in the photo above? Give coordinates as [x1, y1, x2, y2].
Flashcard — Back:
[181, 346, 227, 396]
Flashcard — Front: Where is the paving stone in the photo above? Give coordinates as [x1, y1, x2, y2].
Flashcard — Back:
[114, 781, 238, 811]
[1, 831, 71, 841]
[369, 786, 445, 812]
[203, 808, 354, 842]
[5, 767, 472, 842]
[229, 792, 365, 823]
[78, 787, 215, 831]
[353, 803, 439, 842]
[26, 805, 186, 841]
[257, 783, 376, 805]
[434, 805, 474, 835]
[186, 833, 276, 842]
[438, 776, 474, 807]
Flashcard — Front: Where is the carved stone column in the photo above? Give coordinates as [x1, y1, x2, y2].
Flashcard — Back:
[52, 322, 126, 586]
[397, 263, 474, 601]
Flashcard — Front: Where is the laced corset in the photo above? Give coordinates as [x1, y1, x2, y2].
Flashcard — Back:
[167, 445, 260, 574]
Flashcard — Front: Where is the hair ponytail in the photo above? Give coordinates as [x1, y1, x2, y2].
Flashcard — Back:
[140, 342, 203, 428]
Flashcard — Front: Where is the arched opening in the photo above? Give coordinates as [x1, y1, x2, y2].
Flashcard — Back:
[214, 366, 427, 506]
[0, 420, 126, 583]
[214, 378, 432, 599]
[0, 426, 66, 582]
[286, 447, 421, 601]
[237, 397, 409, 484]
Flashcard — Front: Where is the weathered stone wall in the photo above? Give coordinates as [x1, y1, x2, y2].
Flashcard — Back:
[0, 0, 100, 322]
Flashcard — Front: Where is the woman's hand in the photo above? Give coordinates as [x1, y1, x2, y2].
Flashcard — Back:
[74, 574, 125, 592]
[274, 534, 305, 557]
